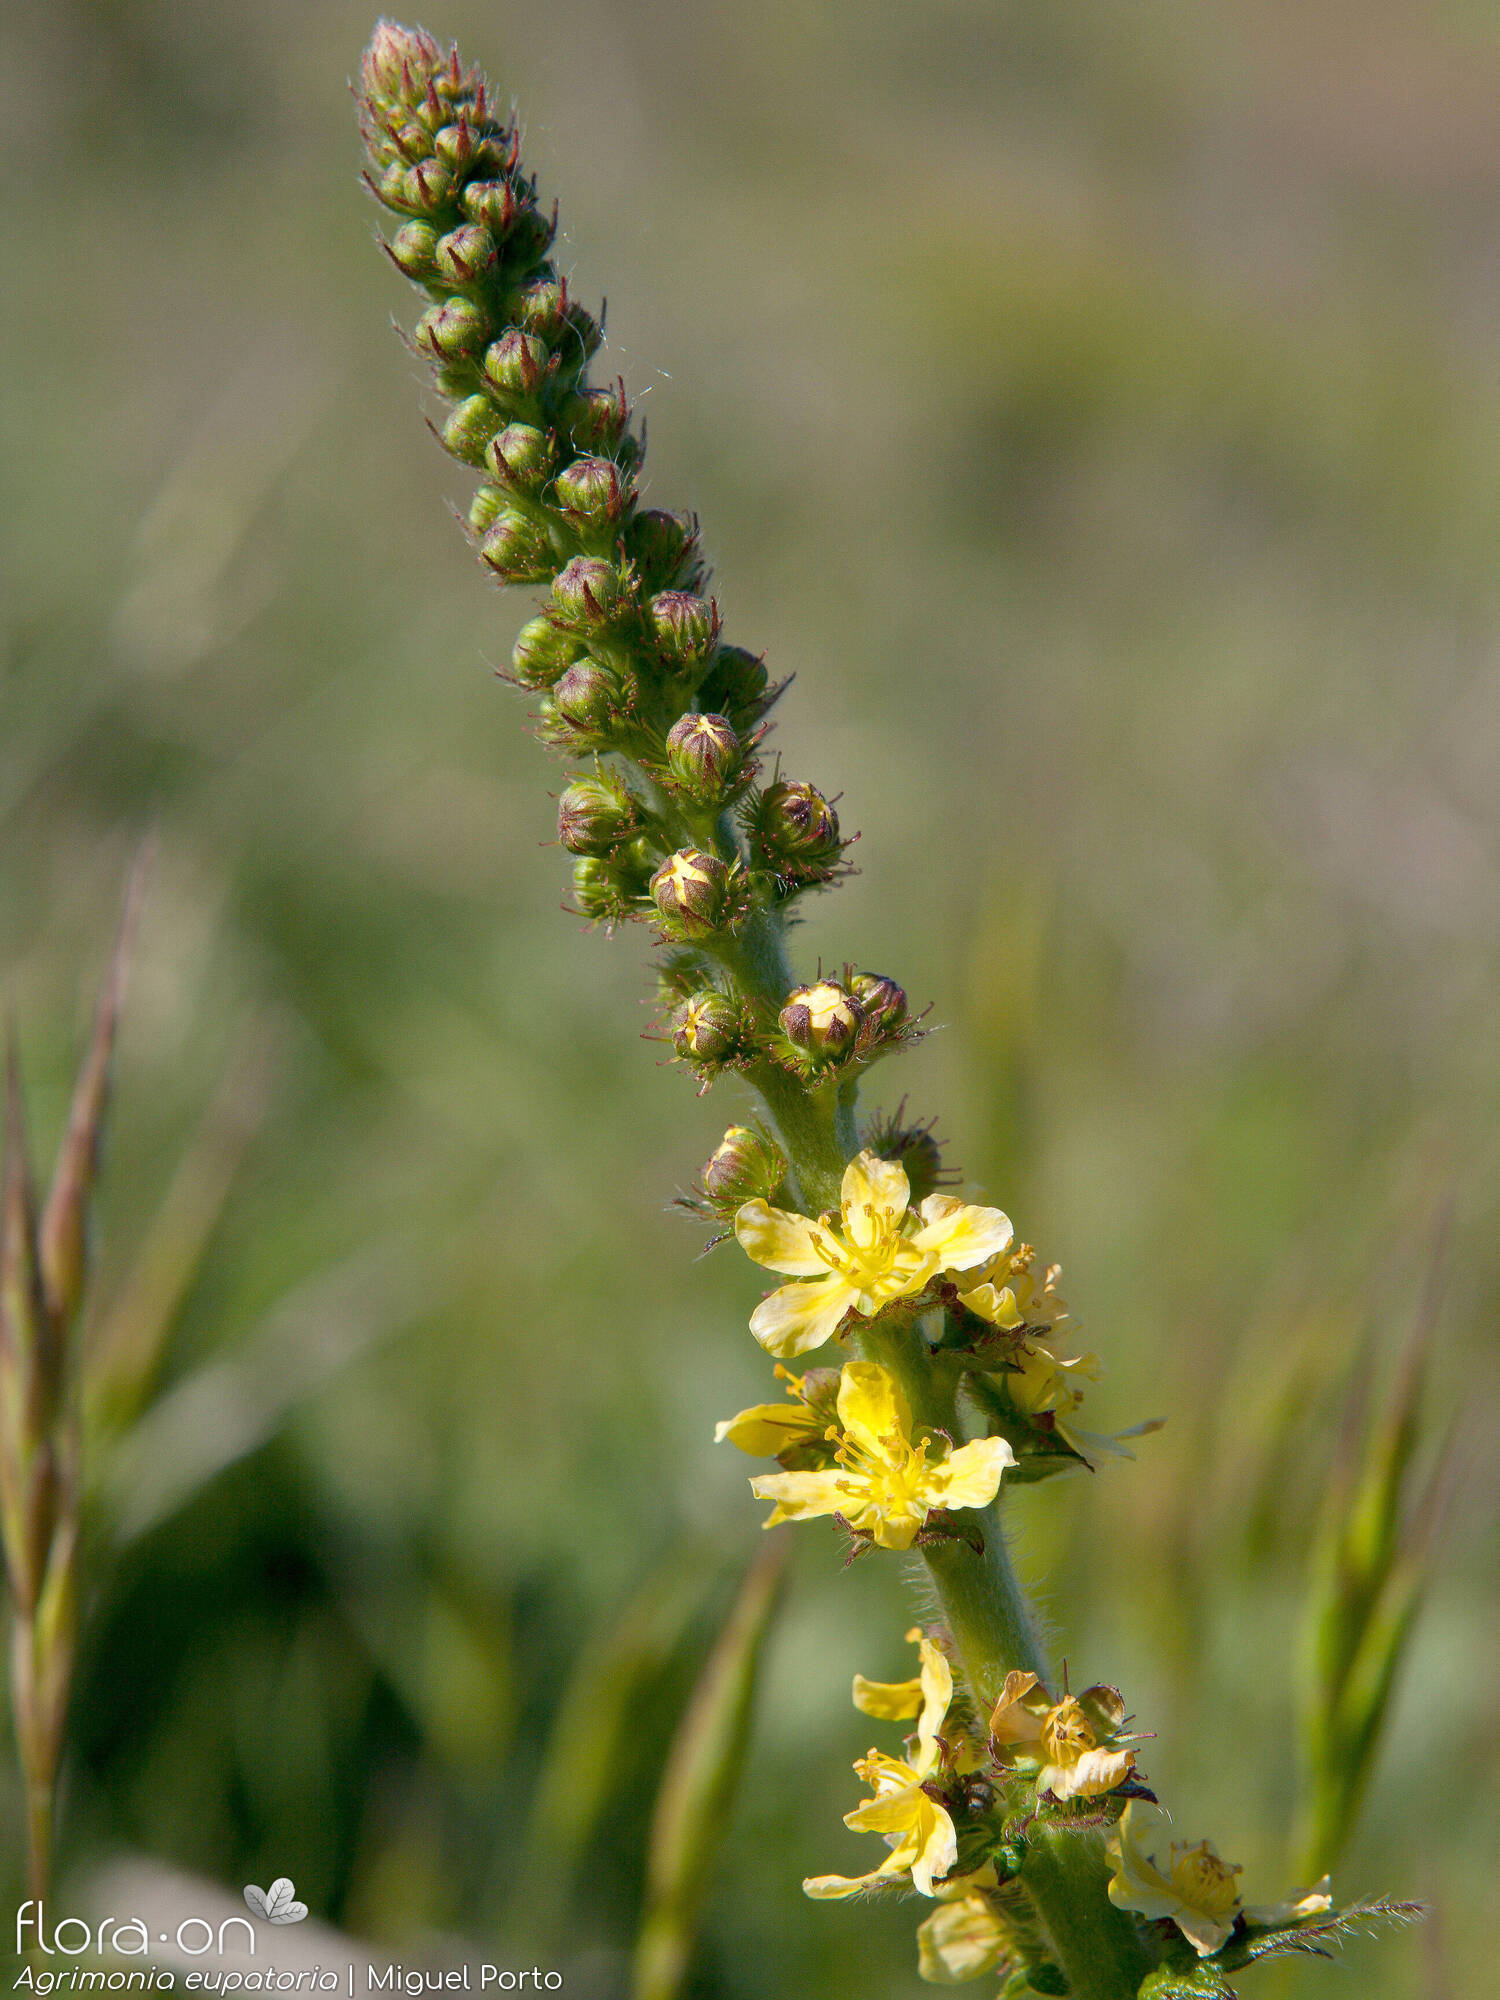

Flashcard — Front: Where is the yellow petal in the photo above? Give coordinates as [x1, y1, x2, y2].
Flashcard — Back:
[802, 1856, 907, 1900]
[926, 1435, 1014, 1512]
[749, 1274, 858, 1356]
[868, 1511, 923, 1551]
[916, 1893, 1009, 1983]
[1173, 1907, 1238, 1958]
[911, 1195, 1013, 1271]
[1244, 1878, 1333, 1927]
[1043, 1745, 1136, 1801]
[840, 1149, 910, 1229]
[989, 1671, 1045, 1750]
[713, 1404, 818, 1455]
[852, 1673, 924, 1721]
[956, 1280, 1023, 1327]
[748, 1468, 849, 1524]
[735, 1199, 827, 1275]
[913, 1638, 953, 1775]
[835, 1360, 912, 1453]
[910, 1801, 959, 1897]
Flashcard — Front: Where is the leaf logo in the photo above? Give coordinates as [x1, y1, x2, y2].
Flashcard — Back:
[243, 1878, 309, 1925]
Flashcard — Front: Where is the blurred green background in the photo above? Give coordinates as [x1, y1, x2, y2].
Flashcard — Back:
[1, 0, 1496, 1992]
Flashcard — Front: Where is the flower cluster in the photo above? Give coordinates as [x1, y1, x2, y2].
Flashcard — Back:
[358, 23, 928, 1124]
[358, 29, 1410, 1997]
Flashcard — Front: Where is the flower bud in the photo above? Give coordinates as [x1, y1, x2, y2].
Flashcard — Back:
[779, 981, 863, 1061]
[665, 713, 744, 799]
[862, 1113, 949, 1205]
[482, 329, 550, 399]
[486, 422, 556, 494]
[556, 774, 638, 855]
[702, 1125, 787, 1206]
[505, 274, 569, 338]
[560, 385, 631, 456]
[551, 659, 629, 734]
[571, 854, 641, 925]
[504, 201, 557, 265]
[415, 297, 491, 362]
[555, 454, 632, 526]
[511, 616, 582, 689]
[435, 118, 492, 177]
[479, 508, 554, 584]
[442, 393, 505, 464]
[649, 591, 718, 667]
[624, 510, 702, 591]
[849, 972, 908, 1034]
[468, 484, 505, 536]
[696, 645, 771, 729]
[408, 156, 457, 214]
[388, 220, 439, 278]
[670, 992, 743, 1065]
[551, 556, 625, 627]
[460, 177, 521, 235]
[650, 849, 732, 939]
[753, 780, 843, 876]
[433, 222, 497, 287]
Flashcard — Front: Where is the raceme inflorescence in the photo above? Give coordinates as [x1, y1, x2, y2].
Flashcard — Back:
[354, 25, 1416, 1997]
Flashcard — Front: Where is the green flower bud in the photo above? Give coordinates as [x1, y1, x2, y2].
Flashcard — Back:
[388, 220, 439, 278]
[752, 779, 843, 877]
[552, 556, 625, 628]
[550, 658, 628, 733]
[570, 854, 642, 926]
[779, 981, 863, 1061]
[556, 774, 638, 855]
[504, 200, 558, 267]
[702, 1125, 787, 1206]
[670, 991, 742, 1065]
[560, 385, 631, 457]
[480, 508, 554, 584]
[442, 392, 505, 464]
[460, 177, 521, 236]
[505, 273, 570, 338]
[649, 591, 718, 666]
[861, 1111, 949, 1205]
[555, 454, 632, 527]
[482, 329, 550, 398]
[654, 952, 707, 1006]
[650, 849, 732, 939]
[665, 712, 744, 799]
[624, 510, 702, 592]
[849, 972, 907, 1033]
[511, 616, 582, 689]
[396, 155, 455, 215]
[696, 645, 771, 730]
[415, 297, 491, 362]
[434, 221, 497, 287]
[487, 422, 556, 494]
[435, 118, 494, 178]
[468, 484, 505, 536]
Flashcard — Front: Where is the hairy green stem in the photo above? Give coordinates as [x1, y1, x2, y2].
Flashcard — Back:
[1021, 1827, 1154, 2000]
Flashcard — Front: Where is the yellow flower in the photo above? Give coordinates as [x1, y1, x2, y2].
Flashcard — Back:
[713, 1365, 834, 1461]
[852, 1625, 952, 1758]
[805, 1626, 958, 1900]
[1107, 1802, 1332, 1958]
[989, 1671, 1140, 1801]
[915, 1884, 1013, 1984]
[735, 1151, 1012, 1357]
[749, 1361, 1014, 1551]
[1106, 1802, 1243, 1956]
[957, 1243, 1072, 1340]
